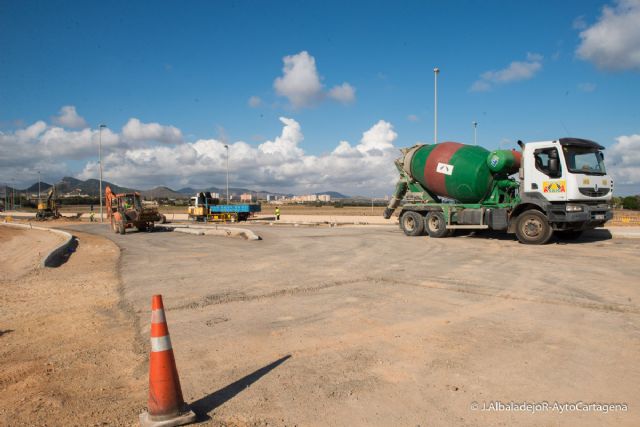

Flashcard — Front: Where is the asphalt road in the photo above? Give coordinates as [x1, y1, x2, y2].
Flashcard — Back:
[60, 223, 640, 426]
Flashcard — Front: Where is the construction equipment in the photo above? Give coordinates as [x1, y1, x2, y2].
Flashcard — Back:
[36, 186, 60, 220]
[105, 186, 165, 234]
[385, 138, 613, 244]
[188, 191, 260, 222]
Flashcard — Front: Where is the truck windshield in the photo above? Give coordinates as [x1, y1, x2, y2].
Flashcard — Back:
[562, 146, 606, 175]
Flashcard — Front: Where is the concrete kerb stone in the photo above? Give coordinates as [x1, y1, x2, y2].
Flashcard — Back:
[155, 224, 260, 240]
[0, 221, 75, 268]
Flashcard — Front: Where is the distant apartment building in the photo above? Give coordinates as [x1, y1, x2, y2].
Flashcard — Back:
[240, 193, 253, 202]
[318, 194, 331, 202]
[292, 194, 318, 202]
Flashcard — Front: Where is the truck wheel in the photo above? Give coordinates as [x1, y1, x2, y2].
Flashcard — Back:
[515, 210, 552, 245]
[554, 230, 583, 240]
[137, 223, 147, 232]
[118, 221, 126, 235]
[425, 211, 449, 238]
[400, 211, 425, 236]
[159, 214, 166, 224]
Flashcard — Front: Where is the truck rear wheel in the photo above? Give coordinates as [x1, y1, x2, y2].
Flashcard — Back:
[426, 211, 449, 238]
[400, 211, 424, 236]
[118, 221, 126, 235]
[515, 210, 552, 245]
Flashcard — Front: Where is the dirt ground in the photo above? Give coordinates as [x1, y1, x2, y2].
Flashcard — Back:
[0, 226, 145, 426]
[1, 222, 639, 426]
[53, 224, 640, 426]
[0, 226, 63, 281]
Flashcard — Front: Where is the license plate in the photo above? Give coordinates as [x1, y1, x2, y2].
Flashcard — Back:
[594, 214, 605, 220]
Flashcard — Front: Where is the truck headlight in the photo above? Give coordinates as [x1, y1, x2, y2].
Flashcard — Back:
[566, 204, 583, 212]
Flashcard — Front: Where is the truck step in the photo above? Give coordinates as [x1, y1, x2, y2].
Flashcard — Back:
[445, 225, 489, 229]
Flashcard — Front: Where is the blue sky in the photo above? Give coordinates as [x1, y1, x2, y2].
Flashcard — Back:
[1, 0, 639, 195]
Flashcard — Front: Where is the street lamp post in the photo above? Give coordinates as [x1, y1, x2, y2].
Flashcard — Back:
[224, 144, 230, 204]
[38, 171, 41, 201]
[434, 67, 440, 144]
[472, 121, 478, 145]
[98, 124, 106, 223]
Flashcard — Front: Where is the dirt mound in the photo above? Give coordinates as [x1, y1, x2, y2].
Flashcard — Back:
[0, 229, 145, 426]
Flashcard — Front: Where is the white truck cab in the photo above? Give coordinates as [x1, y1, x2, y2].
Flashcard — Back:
[517, 138, 613, 232]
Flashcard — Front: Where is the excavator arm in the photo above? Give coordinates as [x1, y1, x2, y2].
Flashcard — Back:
[105, 186, 115, 219]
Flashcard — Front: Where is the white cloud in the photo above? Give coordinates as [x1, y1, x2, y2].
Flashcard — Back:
[471, 53, 543, 92]
[248, 96, 262, 108]
[15, 120, 47, 141]
[273, 51, 356, 108]
[53, 105, 88, 129]
[274, 51, 323, 108]
[1, 107, 401, 195]
[576, 0, 640, 71]
[122, 118, 183, 144]
[327, 83, 356, 104]
[76, 117, 399, 195]
[608, 133, 640, 184]
[0, 120, 120, 184]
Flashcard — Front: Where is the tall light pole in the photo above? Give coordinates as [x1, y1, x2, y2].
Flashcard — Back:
[38, 171, 41, 201]
[224, 144, 229, 204]
[98, 124, 106, 222]
[434, 67, 440, 144]
[472, 121, 478, 145]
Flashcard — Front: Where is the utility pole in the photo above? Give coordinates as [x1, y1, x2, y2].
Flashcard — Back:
[434, 67, 440, 144]
[38, 171, 41, 201]
[472, 121, 478, 145]
[224, 144, 229, 204]
[98, 124, 106, 222]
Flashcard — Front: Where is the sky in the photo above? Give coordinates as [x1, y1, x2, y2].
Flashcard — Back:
[1, 0, 640, 196]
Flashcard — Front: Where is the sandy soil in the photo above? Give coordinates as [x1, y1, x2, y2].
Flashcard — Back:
[0, 226, 63, 281]
[0, 227, 145, 426]
[2, 222, 639, 426]
[55, 223, 640, 427]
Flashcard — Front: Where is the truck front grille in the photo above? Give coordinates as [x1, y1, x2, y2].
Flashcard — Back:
[579, 187, 610, 197]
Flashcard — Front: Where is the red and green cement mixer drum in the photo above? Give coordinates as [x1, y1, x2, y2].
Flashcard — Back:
[408, 142, 494, 203]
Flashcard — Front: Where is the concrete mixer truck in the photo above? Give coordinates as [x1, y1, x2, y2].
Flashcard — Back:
[384, 138, 613, 244]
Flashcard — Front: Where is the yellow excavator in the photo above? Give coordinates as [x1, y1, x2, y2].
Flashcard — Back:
[36, 186, 60, 220]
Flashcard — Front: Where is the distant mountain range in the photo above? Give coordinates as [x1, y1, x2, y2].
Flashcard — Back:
[4, 177, 349, 199]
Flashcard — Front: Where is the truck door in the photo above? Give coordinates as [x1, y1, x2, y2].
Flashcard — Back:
[527, 146, 567, 202]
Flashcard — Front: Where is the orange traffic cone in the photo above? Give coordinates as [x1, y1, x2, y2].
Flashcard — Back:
[139, 295, 197, 427]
